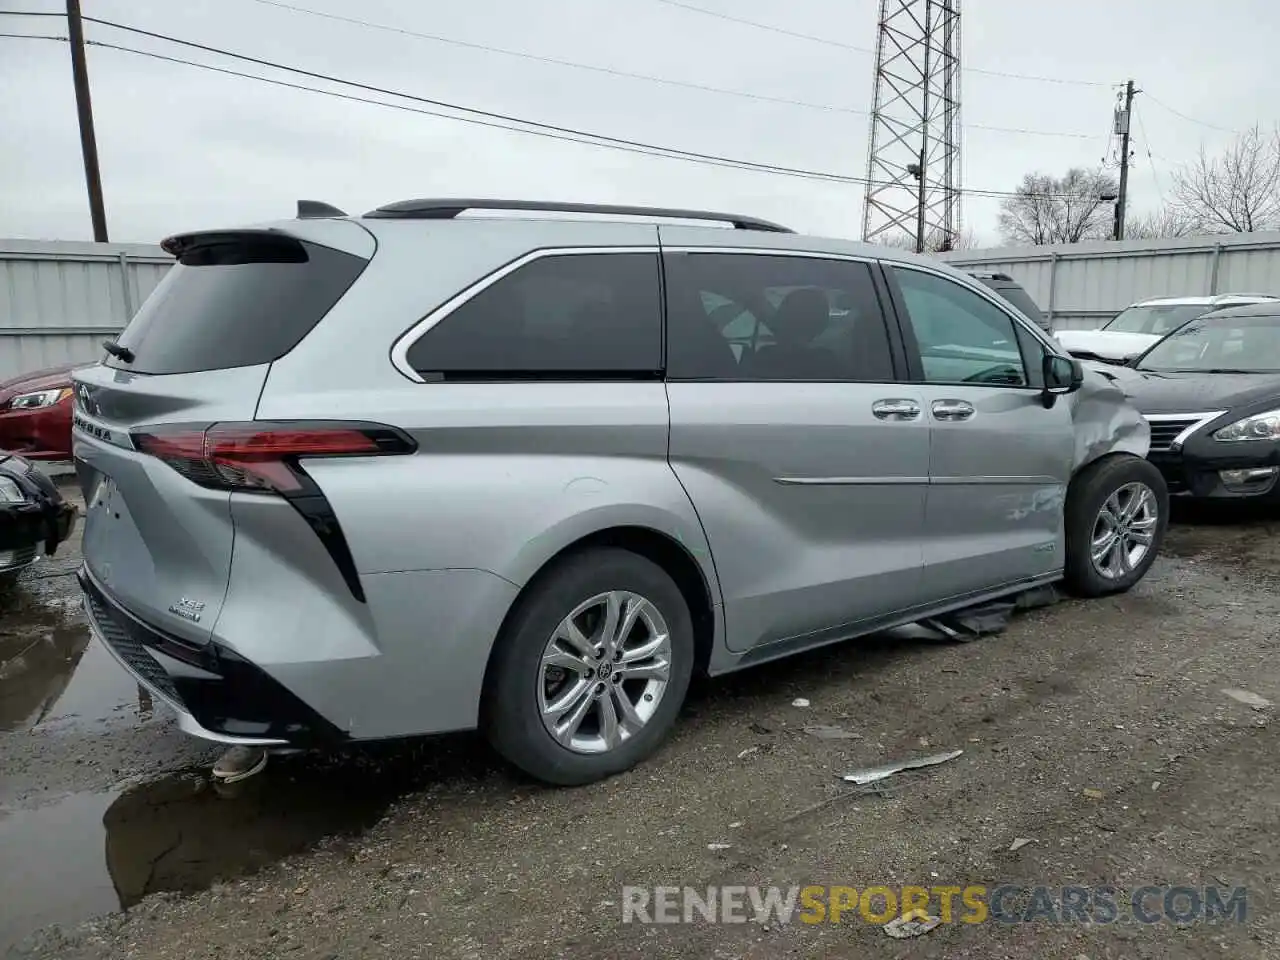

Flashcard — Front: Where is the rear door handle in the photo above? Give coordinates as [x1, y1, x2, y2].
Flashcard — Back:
[872, 399, 922, 421]
[931, 399, 975, 421]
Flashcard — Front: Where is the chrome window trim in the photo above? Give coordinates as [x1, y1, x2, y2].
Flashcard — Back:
[389, 243, 1034, 384]
[661, 245, 877, 265]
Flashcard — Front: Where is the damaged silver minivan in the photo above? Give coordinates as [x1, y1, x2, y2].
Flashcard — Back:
[71, 200, 1166, 785]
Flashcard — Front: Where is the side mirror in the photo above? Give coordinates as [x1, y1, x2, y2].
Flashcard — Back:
[1041, 354, 1084, 408]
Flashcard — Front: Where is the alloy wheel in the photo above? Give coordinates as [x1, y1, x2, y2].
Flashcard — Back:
[537, 590, 672, 754]
[1090, 481, 1158, 580]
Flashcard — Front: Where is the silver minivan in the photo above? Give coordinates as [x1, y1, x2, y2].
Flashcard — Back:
[72, 200, 1167, 785]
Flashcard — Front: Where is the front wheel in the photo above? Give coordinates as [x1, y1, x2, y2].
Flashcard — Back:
[481, 548, 694, 786]
[1063, 454, 1169, 597]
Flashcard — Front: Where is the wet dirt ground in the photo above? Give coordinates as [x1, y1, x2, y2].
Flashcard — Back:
[3, 491, 1279, 959]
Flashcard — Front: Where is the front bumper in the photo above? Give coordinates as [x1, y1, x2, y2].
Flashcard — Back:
[0, 403, 73, 461]
[0, 487, 76, 572]
[77, 566, 345, 746]
[1149, 436, 1280, 500]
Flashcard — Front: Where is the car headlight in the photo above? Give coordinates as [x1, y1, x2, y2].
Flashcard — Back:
[1213, 408, 1280, 442]
[0, 476, 26, 504]
[8, 387, 72, 410]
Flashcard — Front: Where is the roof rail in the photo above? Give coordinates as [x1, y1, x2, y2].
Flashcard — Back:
[361, 198, 793, 233]
[297, 200, 348, 219]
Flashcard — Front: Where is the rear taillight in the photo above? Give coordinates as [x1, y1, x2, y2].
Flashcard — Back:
[131, 421, 415, 605]
[132, 422, 415, 493]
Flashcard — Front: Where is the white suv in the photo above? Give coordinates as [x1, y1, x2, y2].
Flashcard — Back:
[1056, 294, 1279, 364]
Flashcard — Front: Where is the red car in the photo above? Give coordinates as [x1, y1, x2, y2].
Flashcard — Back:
[0, 362, 87, 461]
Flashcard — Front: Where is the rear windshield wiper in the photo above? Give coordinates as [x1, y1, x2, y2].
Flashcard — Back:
[101, 339, 135, 363]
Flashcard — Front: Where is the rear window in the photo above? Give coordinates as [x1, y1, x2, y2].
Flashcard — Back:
[404, 252, 661, 379]
[106, 234, 368, 375]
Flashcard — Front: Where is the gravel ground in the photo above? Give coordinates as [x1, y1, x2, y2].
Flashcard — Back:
[3, 496, 1279, 959]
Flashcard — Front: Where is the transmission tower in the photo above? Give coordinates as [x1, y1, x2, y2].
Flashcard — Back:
[861, 0, 962, 251]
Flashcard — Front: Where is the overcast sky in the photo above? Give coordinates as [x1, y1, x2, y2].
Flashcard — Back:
[2, 0, 1278, 247]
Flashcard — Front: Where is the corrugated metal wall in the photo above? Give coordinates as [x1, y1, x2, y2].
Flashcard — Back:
[941, 231, 1280, 331]
[5, 232, 1280, 381]
[0, 239, 170, 381]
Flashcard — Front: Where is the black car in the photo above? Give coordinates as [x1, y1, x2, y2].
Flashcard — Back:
[0, 451, 77, 584]
[969, 272, 1052, 334]
[1098, 303, 1280, 501]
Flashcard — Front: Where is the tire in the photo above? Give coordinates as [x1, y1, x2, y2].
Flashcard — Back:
[481, 547, 695, 786]
[1063, 454, 1169, 598]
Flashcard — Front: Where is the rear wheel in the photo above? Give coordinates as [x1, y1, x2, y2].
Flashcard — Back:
[1063, 454, 1168, 597]
[482, 548, 694, 786]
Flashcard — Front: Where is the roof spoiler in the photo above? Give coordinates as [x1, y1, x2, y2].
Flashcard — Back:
[297, 200, 348, 219]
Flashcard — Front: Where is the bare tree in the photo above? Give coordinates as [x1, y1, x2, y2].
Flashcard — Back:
[998, 168, 1119, 245]
[877, 226, 979, 253]
[1124, 206, 1198, 240]
[1170, 126, 1280, 233]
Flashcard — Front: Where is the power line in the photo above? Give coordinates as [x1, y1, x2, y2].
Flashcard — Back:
[1143, 92, 1241, 135]
[241, 0, 866, 119]
[0, 29, 1092, 201]
[0, 7, 1103, 138]
[1135, 107, 1166, 202]
[646, 0, 1111, 87]
[237, 0, 1094, 139]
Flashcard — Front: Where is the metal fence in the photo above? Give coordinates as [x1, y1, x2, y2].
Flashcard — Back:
[941, 231, 1280, 331]
[0, 239, 170, 381]
[6, 232, 1280, 381]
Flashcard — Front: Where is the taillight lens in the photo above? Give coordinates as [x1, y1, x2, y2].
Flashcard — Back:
[133, 422, 415, 493]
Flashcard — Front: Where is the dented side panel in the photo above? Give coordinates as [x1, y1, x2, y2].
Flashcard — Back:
[1068, 367, 1151, 471]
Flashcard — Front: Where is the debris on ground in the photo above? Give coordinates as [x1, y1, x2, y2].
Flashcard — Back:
[749, 722, 773, 735]
[791, 698, 810, 708]
[919, 585, 1061, 641]
[803, 724, 861, 740]
[706, 843, 732, 851]
[1222, 688, 1272, 710]
[1008, 838, 1035, 852]
[882, 913, 943, 939]
[1082, 788, 1104, 800]
[841, 749, 963, 785]
[736, 746, 759, 760]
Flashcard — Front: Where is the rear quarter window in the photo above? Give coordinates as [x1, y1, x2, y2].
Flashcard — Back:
[404, 252, 662, 379]
[107, 235, 368, 376]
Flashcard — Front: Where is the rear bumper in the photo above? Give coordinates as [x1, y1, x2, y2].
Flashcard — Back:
[77, 565, 345, 746]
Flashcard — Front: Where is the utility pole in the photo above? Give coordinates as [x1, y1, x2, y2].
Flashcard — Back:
[66, 0, 108, 241]
[1112, 79, 1136, 242]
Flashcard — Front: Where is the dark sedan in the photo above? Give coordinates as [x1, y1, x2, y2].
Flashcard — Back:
[1089, 303, 1280, 501]
[0, 451, 77, 584]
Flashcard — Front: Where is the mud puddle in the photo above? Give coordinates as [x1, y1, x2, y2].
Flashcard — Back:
[1, 575, 480, 953]
[0, 749, 448, 952]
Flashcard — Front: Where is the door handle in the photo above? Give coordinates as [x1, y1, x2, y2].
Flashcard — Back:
[872, 399, 922, 421]
[931, 399, 975, 421]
